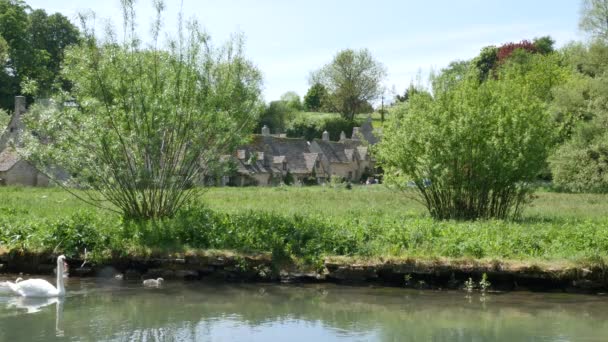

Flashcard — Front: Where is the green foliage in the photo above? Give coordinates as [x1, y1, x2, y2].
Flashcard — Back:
[283, 170, 294, 185]
[2, 201, 608, 266]
[0, 1, 80, 109]
[257, 100, 295, 134]
[22, 1, 263, 219]
[479, 273, 491, 292]
[431, 60, 471, 94]
[279, 91, 303, 111]
[285, 113, 361, 141]
[311, 49, 386, 120]
[378, 55, 566, 220]
[550, 111, 608, 193]
[0, 34, 7, 65]
[304, 83, 329, 112]
[1, 187, 608, 266]
[549, 40, 608, 192]
[0, 106, 8, 132]
[472, 46, 498, 81]
[533, 36, 555, 55]
[470, 37, 556, 83]
[579, 0, 608, 40]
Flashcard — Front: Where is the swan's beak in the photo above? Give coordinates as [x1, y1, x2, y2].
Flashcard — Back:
[63, 262, 69, 271]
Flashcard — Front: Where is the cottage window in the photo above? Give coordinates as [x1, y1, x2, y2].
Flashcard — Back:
[315, 160, 320, 169]
[348, 171, 353, 180]
[282, 161, 287, 171]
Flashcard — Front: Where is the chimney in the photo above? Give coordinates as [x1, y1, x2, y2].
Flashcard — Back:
[322, 130, 329, 141]
[339, 131, 346, 142]
[14, 96, 26, 117]
[352, 127, 360, 140]
[261, 125, 270, 136]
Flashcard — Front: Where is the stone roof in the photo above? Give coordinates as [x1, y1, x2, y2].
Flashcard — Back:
[0, 148, 19, 172]
[352, 117, 379, 145]
[302, 153, 319, 171]
[233, 156, 279, 175]
[311, 139, 356, 164]
[236, 135, 319, 175]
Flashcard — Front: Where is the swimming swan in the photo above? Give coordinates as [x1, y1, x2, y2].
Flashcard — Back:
[7, 255, 68, 298]
[0, 277, 24, 294]
[143, 278, 164, 287]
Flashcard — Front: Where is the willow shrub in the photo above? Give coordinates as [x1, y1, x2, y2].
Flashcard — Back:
[377, 55, 566, 220]
[21, 1, 263, 219]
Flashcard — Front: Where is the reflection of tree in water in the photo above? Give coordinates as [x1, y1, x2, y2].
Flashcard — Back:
[1, 282, 608, 341]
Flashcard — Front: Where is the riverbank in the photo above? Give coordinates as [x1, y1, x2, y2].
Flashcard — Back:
[2, 251, 607, 294]
[2, 187, 608, 293]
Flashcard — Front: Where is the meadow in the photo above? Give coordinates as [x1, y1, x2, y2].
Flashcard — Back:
[1, 185, 608, 267]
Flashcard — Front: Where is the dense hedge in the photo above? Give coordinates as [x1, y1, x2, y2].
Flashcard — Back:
[286, 115, 362, 141]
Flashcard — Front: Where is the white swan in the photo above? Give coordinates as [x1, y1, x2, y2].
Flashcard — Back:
[7, 255, 68, 297]
[0, 277, 23, 294]
[142, 278, 164, 287]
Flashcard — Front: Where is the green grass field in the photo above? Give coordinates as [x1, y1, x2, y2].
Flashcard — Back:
[1, 185, 607, 221]
[1, 186, 608, 266]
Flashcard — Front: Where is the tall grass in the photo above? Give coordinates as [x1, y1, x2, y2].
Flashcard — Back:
[1, 186, 607, 265]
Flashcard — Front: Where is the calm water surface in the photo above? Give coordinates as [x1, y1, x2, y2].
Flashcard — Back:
[0, 276, 607, 341]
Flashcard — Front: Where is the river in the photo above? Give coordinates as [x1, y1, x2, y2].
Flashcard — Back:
[1, 276, 607, 341]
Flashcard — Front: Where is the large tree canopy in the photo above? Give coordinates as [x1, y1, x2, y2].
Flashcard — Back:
[580, 0, 608, 40]
[377, 53, 568, 220]
[549, 40, 608, 192]
[311, 49, 386, 120]
[303, 83, 328, 112]
[0, 0, 79, 110]
[22, 0, 263, 219]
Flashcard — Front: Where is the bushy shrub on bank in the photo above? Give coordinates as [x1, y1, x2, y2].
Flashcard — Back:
[2, 206, 608, 265]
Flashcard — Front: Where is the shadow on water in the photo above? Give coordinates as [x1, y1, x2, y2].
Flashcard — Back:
[1, 277, 608, 341]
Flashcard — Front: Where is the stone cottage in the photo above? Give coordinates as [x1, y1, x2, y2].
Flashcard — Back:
[224, 126, 330, 186]
[0, 96, 49, 186]
[225, 119, 378, 186]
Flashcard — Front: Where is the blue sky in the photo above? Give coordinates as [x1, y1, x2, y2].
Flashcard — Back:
[28, 0, 583, 103]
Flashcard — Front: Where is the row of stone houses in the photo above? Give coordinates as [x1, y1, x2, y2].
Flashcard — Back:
[224, 119, 378, 186]
[0, 95, 378, 187]
[0, 96, 49, 186]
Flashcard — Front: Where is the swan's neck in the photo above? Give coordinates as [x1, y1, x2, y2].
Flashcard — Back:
[56, 262, 65, 296]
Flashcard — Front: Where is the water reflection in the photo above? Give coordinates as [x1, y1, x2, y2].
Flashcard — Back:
[6, 296, 59, 314]
[0, 278, 607, 341]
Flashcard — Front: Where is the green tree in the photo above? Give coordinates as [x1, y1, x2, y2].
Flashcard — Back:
[431, 60, 471, 93]
[549, 40, 608, 192]
[394, 83, 427, 103]
[311, 49, 386, 120]
[533, 36, 555, 54]
[0, 0, 29, 109]
[279, 91, 303, 111]
[550, 110, 608, 193]
[472, 46, 498, 81]
[27, 9, 80, 95]
[0, 34, 7, 65]
[303, 82, 328, 112]
[22, 0, 263, 219]
[0, 0, 80, 109]
[580, 0, 608, 40]
[257, 100, 295, 134]
[377, 55, 566, 220]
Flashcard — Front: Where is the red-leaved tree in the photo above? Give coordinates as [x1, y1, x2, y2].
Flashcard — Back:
[496, 40, 538, 63]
